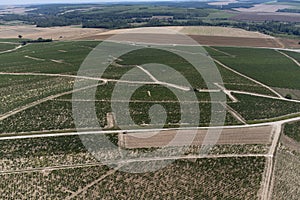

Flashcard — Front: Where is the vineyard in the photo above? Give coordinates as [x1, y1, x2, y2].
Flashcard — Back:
[0, 157, 265, 199]
[208, 46, 300, 90]
[272, 145, 300, 200]
[1, 38, 300, 199]
[0, 42, 18, 52]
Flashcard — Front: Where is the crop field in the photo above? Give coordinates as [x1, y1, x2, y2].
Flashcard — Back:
[0, 98, 241, 134]
[0, 134, 268, 172]
[272, 145, 300, 200]
[120, 126, 273, 149]
[100, 26, 272, 38]
[205, 46, 279, 96]
[284, 121, 300, 142]
[0, 41, 299, 133]
[0, 41, 100, 74]
[75, 157, 265, 199]
[1, 36, 300, 199]
[0, 157, 265, 199]
[0, 75, 75, 114]
[209, 46, 300, 90]
[0, 25, 106, 40]
[0, 136, 98, 171]
[279, 50, 300, 62]
[229, 93, 300, 122]
[0, 42, 18, 52]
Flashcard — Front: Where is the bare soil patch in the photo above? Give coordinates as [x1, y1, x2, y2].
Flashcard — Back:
[190, 35, 282, 48]
[273, 87, 300, 100]
[235, 4, 292, 13]
[0, 25, 106, 40]
[95, 26, 272, 38]
[208, 0, 237, 6]
[119, 125, 273, 149]
[81, 33, 283, 48]
[0, 6, 36, 15]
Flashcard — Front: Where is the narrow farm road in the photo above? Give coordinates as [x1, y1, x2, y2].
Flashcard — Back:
[260, 124, 281, 200]
[66, 168, 120, 200]
[0, 44, 24, 54]
[136, 65, 191, 91]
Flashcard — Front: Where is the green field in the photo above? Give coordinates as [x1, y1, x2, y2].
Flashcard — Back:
[0, 41, 99, 74]
[0, 42, 18, 52]
[0, 42, 300, 133]
[280, 50, 300, 63]
[209, 47, 300, 90]
[0, 75, 75, 114]
[2, 39, 299, 199]
[229, 93, 300, 122]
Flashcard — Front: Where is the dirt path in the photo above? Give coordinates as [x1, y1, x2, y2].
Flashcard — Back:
[0, 44, 23, 54]
[220, 102, 247, 124]
[214, 82, 238, 102]
[0, 71, 189, 90]
[24, 55, 45, 61]
[207, 46, 235, 57]
[136, 65, 191, 91]
[274, 38, 285, 49]
[260, 124, 281, 200]
[66, 168, 119, 199]
[0, 162, 103, 175]
[231, 90, 300, 104]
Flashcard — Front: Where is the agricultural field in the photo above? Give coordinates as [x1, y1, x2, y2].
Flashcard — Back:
[229, 93, 300, 122]
[272, 145, 300, 200]
[0, 42, 18, 52]
[0, 41, 99, 74]
[283, 120, 300, 142]
[0, 41, 300, 133]
[209, 46, 300, 90]
[1, 30, 300, 199]
[279, 49, 300, 63]
[0, 157, 265, 199]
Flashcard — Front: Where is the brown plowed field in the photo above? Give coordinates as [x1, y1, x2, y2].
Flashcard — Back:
[119, 125, 273, 149]
[82, 34, 298, 48]
[189, 35, 283, 48]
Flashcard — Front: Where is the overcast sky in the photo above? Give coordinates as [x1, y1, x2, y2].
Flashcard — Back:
[0, 0, 178, 5]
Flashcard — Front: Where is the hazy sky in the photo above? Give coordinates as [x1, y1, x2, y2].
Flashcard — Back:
[0, 0, 175, 5]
